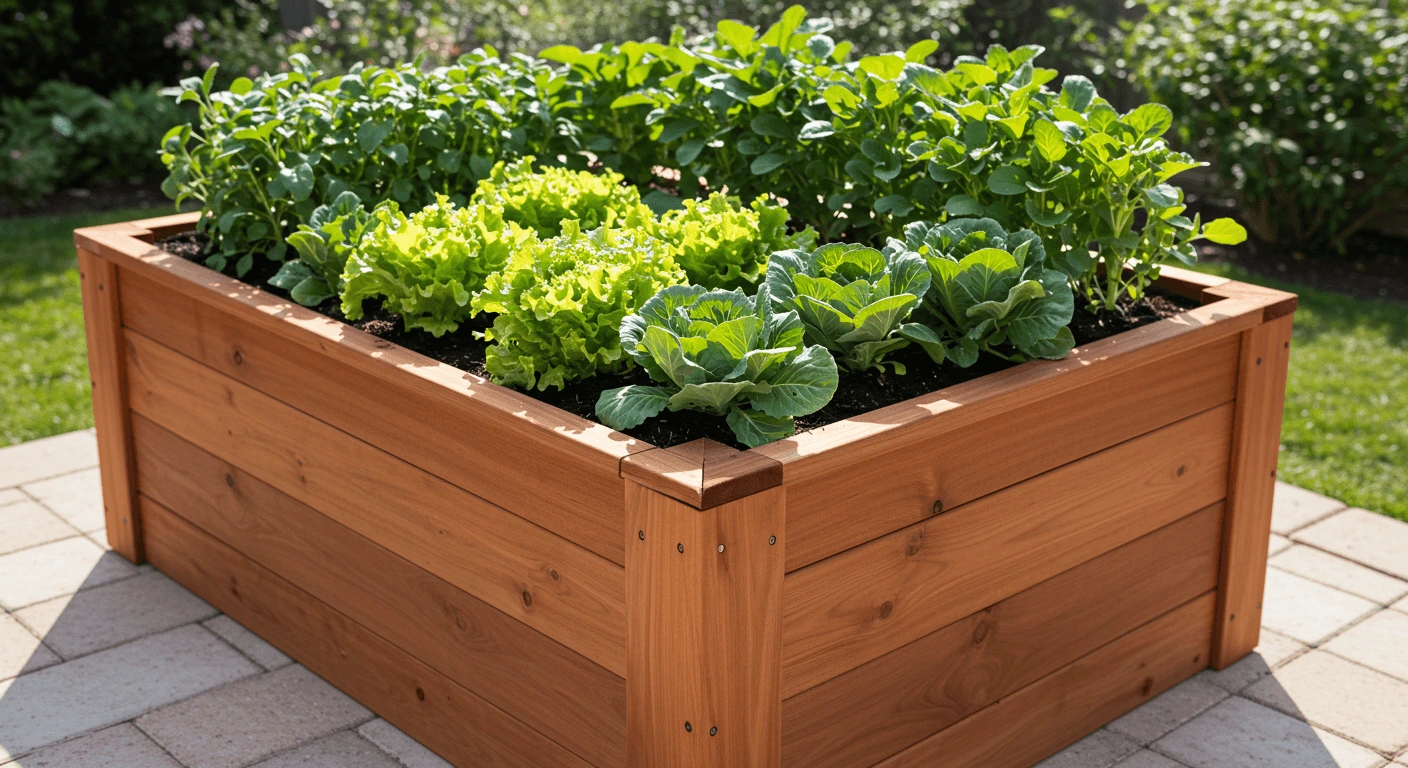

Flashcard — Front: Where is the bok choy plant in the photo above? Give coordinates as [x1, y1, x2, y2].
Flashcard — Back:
[595, 285, 838, 447]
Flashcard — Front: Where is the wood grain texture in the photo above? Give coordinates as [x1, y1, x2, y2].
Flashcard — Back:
[781, 503, 1223, 768]
[626, 484, 784, 768]
[621, 439, 784, 510]
[119, 268, 626, 563]
[774, 334, 1239, 571]
[874, 591, 1216, 768]
[781, 403, 1233, 697]
[133, 416, 627, 767]
[1213, 314, 1295, 668]
[140, 496, 594, 768]
[76, 249, 141, 562]
[123, 329, 627, 675]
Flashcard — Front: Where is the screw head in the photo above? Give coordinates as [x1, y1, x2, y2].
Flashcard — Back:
[932, 499, 944, 515]
[684, 721, 692, 733]
[709, 726, 718, 736]
[677, 543, 684, 553]
[717, 544, 725, 553]
[768, 535, 777, 545]
[637, 530, 645, 541]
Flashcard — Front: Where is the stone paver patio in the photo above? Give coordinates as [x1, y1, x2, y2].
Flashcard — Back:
[2, 430, 1406, 767]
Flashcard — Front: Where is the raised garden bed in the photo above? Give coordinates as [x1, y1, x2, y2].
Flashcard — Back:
[76, 211, 1294, 768]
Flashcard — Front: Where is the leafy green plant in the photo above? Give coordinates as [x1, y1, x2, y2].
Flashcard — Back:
[1118, 0, 1408, 250]
[471, 220, 686, 390]
[339, 196, 536, 336]
[470, 156, 649, 237]
[650, 193, 816, 290]
[596, 285, 838, 447]
[898, 218, 1074, 365]
[271, 191, 373, 306]
[765, 242, 929, 372]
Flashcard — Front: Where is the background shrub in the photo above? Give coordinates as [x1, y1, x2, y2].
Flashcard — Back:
[1117, 0, 1408, 250]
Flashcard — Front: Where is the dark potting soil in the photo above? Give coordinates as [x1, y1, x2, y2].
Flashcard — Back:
[158, 231, 1198, 449]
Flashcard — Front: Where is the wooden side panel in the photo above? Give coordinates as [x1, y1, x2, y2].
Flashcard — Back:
[781, 504, 1223, 768]
[1213, 315, 1295, 668]
[780, 335, 1239, 571]
[77, 249, 141, 562]
[119, 269, 626, 564]
[625, 484, 784, 768]
[140, 497, 594, 768]
[875, 592, 1216, 768]
[123, 329, 627, 676]
[133, 416, 627, 767]
[781, 403, 1233, 697]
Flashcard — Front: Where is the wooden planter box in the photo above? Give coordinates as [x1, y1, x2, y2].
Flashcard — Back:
[75, 213, 1297, 768]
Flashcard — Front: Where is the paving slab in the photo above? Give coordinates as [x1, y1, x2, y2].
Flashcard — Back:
[1322, 608, 1408, 683]
[1197, 630, 1307, 693]
[1259, 568, 1377, 645]
[357, 720, 453, 768]
[1114, 750, 1187, 768]
[202, 615, 292, 671]
[1109, 676, 1230, 745]
[1272, 483, 1348, 535]
[1244, 650, 1408, 753]
[1034, 728, 1141, 768]
[0, 431, 98, 488]
[1268, 534, 1292, 558]
[0, 537, 139, 610]
[20, 468, 106, 534]
[0, 488, 26, 506]
[0, 500, 79, 556]
[136, 665, 372, 768]
[1294, 508, 1408, 580]
[0, 614, 59, 682]
[1271, 545, 1408, 605]
[0, 625, 258, 760]
[248, 731, 402, 768]
[14, 572, 217, 660]
[1153, 696, 1383, 768]
[3, 723, 183, 767]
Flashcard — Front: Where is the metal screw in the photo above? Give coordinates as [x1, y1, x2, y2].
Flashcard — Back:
[932, 499, 944, 515]
[1256, 357, 1262, 365]
[677, 543, 684, 553]
[637, 530, 645, 541]
[709, 726, 718, 736]
[768, 535, 776, 545]
[684, 722, 692, 733]
[717, 544, 725, 553]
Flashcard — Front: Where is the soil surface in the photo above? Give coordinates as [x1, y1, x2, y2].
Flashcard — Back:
[158, 231, 1198, 448]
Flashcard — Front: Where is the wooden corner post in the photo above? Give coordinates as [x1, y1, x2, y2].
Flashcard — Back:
[1212, 311, 1294, 668]
[77, 245, 143, 563]
[622, 440, 785, 768]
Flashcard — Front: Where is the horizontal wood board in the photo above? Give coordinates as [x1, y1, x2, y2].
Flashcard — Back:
[133, 416, 627, 767]
[782, 503, 1223, 768]
[141, 496, 596, 768]
[122, 328, 627, 675]
[875, 592, 1216, 767]
[781, 402, 1233, 696]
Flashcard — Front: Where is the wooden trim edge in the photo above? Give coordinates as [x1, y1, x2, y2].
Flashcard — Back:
[621, 439, 784, 510]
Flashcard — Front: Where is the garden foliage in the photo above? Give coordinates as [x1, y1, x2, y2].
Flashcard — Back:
[651, 193, 816, 291]
[1118, 0, 1408, 250]
[472, 157, 649, 237]
[596, 285, 839, 447]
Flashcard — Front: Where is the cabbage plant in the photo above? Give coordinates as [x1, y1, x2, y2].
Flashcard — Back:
[596, 285, 839, 447]
[765, 242, 930, 373]
[899, 218, 1074, 366]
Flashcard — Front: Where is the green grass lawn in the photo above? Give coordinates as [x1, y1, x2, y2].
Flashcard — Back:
[2, 208, 1405, 520]
[0, 208, 161, 446]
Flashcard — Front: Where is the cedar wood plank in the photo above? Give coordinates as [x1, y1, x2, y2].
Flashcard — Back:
[133, 416, 627, 767]
[625, 484, 784, 767]
[874, 592, 1216, 768]
[1213, 314, 1295, 667]
[122, 329, 627, 675]
[140, 497, 595, 768]
[782, 503, 1223, 768]
[777, 334, 1239, 570]
[76, 248, 142, 561]
[781, 403, 1233, 696]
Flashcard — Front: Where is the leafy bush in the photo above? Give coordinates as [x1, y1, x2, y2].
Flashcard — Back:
[339, 196, 535, 336]
[472, 157, 649, 237]
[1118, 0, 1408, 250]
[471, 221, 686, 390]
[898, 218, 1074, 365]
[0, 82, 185, 205]
[766, 242, 929, 372]
[651, 193, 816, 291]
[274, 191, 375, 306]
[159, 52, 563, 274]
[596, 285, 838, 447]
